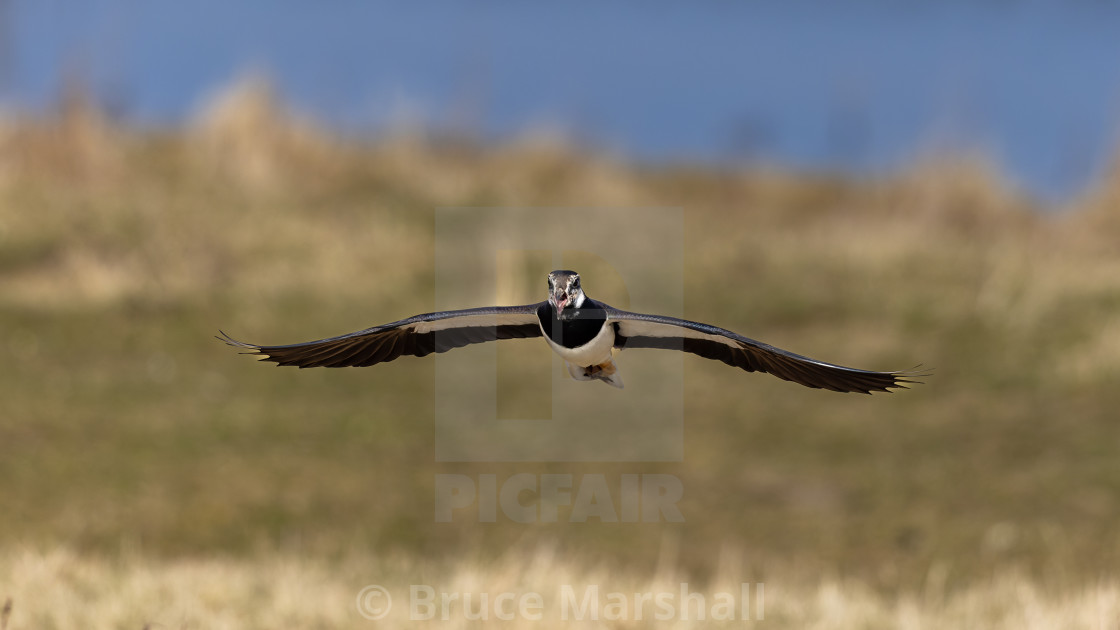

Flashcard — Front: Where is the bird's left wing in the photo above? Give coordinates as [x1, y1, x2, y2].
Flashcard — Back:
[606, 307, 921, 394]
[219, 303, 545, 368]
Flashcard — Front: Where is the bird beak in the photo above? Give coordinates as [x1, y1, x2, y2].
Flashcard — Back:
[552, 288, 570, 315]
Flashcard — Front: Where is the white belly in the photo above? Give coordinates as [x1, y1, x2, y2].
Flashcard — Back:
[542, 320, 615, 367]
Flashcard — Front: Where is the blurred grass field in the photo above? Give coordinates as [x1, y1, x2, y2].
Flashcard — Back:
[3, 81, 1120, 626]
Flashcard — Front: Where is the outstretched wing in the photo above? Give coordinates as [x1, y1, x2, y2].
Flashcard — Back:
[607, 308, 922, 394]
[219, 303, 545, 368]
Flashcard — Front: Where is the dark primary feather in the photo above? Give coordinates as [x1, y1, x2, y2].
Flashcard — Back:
[218, 304, 544, 368]
[607, 307, 923, 394]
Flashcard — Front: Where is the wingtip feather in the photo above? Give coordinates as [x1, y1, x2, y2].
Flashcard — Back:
[217, 329, 263, 351]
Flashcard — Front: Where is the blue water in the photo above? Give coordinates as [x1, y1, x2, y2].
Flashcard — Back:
[3, 0, 1120, 202]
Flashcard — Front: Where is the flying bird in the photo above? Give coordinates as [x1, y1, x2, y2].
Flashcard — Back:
[219, 270, 922, 393]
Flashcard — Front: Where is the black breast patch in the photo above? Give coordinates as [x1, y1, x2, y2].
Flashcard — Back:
[537, 300, 607, 349]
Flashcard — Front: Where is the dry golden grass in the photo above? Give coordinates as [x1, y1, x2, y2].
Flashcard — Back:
[2, 545, 1119, 629]
[3, 78, 1120, 625]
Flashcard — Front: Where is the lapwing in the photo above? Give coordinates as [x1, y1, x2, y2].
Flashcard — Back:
[219, 270, 922, 393]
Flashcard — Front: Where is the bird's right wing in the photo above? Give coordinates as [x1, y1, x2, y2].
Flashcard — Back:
[218, 303, 545, 368]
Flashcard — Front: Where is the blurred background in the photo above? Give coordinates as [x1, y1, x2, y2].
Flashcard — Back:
[4, 0, 1120, 201]
[3, 1, 1120, 627]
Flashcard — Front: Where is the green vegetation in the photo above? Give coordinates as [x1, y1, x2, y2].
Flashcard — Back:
[3, 82, 1120, 625]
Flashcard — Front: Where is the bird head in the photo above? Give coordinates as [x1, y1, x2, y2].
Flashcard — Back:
[547, 270, 585, 316]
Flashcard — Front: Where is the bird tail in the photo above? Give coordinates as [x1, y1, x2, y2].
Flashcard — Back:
[566, 359, 624, 389]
